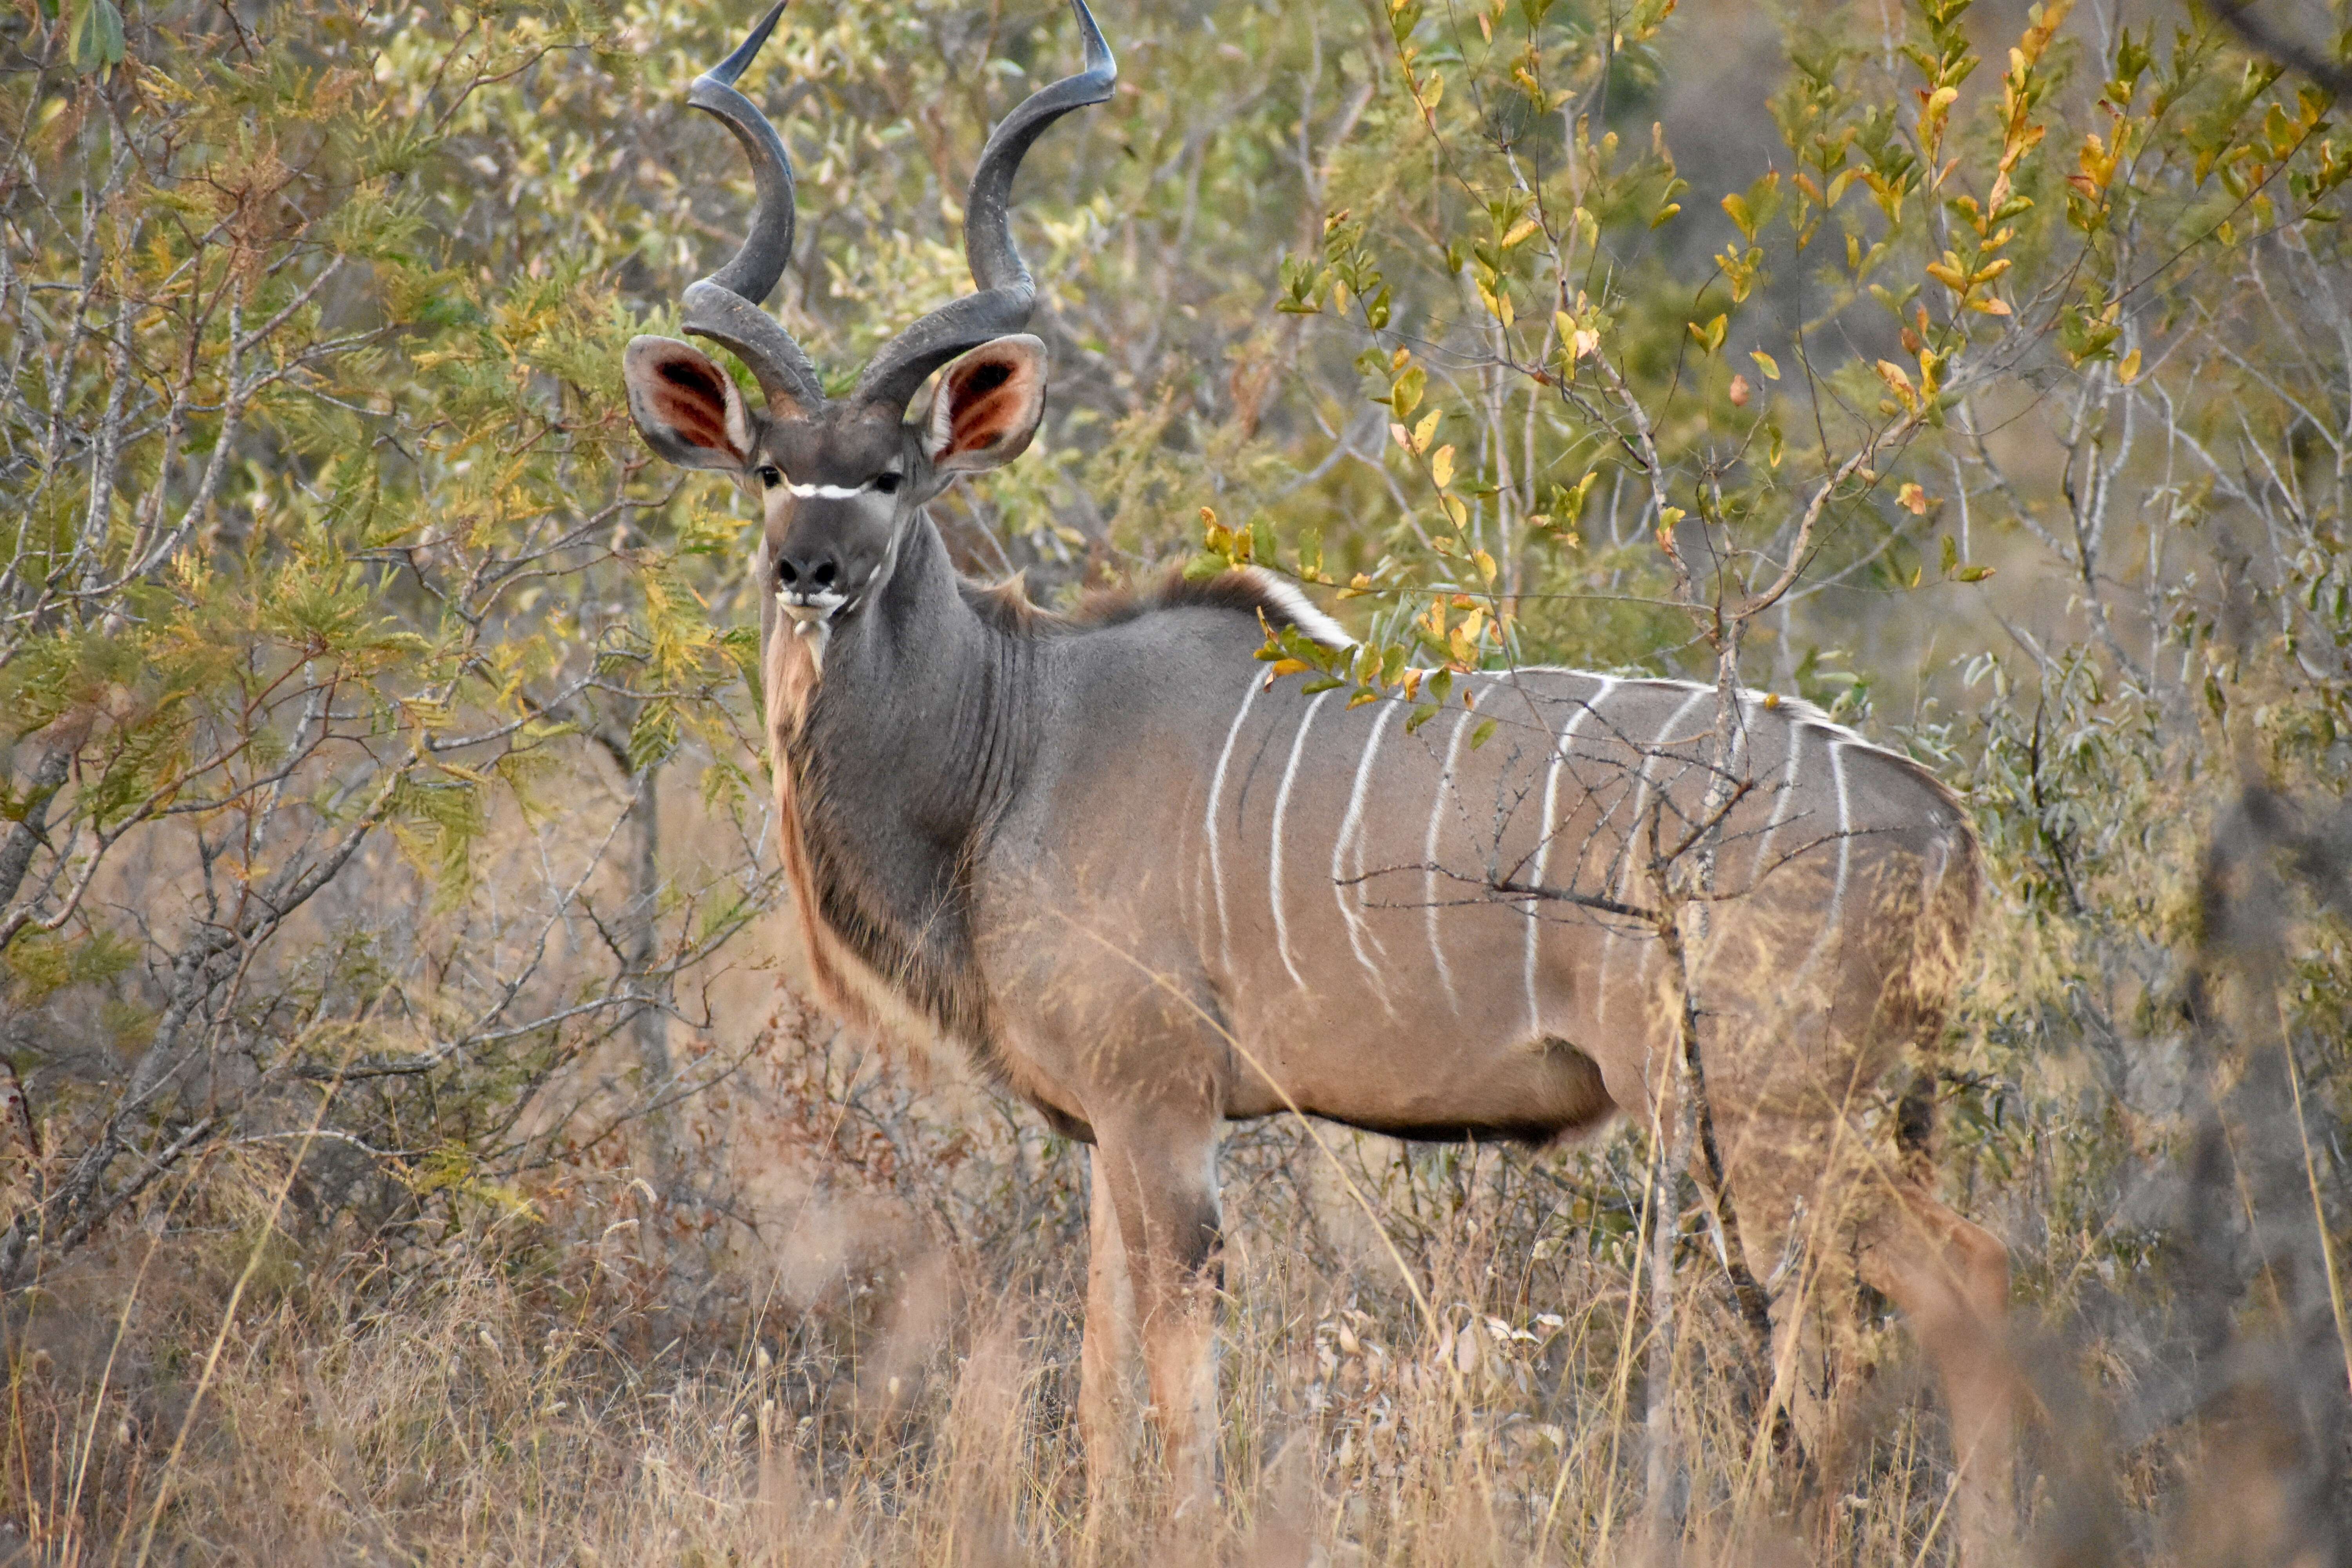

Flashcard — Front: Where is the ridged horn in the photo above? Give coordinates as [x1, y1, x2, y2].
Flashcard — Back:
[851, 0, 1116, 413]
[679, 0, 828, 414]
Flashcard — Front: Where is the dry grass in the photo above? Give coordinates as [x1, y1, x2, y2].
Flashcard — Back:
[2, 906, 2345, 1567]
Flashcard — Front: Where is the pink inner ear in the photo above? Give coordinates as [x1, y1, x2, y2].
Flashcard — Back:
[648, 356, 737, 456]
[942, 356, 1032, 457]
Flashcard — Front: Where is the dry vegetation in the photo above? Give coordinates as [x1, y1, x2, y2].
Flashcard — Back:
[2, 0, 2350, 1561]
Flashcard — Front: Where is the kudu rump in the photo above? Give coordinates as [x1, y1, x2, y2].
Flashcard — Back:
[624, 0, 2014, 1549]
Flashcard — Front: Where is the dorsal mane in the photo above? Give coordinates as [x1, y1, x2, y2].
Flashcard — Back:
[957, 565, 1354, 648]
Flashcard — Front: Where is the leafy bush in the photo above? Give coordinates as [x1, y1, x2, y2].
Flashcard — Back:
[1, 0, 2347, 1560]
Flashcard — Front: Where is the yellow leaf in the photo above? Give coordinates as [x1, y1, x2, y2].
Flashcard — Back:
[1501, 217, 1541, 248]
[1413, 408, 1443, 452]
[1897, 482, 1932, 515]
[1658, 505, 1686, 529]
[1751, 349, 1781, 381]
[1473, 549, 1497, 583]
[1875, 359, 1918, 410]
[1430, 445, 1456, 488]
[2117, 347, 2143, 384]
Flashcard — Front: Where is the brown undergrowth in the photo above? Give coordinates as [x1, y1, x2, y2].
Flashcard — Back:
[4, 865, 2344, 1568]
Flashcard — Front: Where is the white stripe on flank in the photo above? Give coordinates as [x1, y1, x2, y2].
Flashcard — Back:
[1523, 676, 1617, 1037]
[1423, 696, 1479, 1010]
[1592, 687, 1711, 1031]
[1789, 730, 1857, 986]
[1269, 690, 1332, 990]
[1334, 697, 1401, 1011]
[1510, 669, 1904, 765]
[1205, 670, 1266, 981]
[1828, 737, 1854, 921]
[1748, 709, 1810, 888]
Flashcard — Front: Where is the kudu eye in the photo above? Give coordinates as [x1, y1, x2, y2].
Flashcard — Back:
[872, 472, 902, 495]
[756, 464, 784, 489]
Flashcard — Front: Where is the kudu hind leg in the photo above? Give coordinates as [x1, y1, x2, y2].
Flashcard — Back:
[1858, 1179, 2015, 1563]
[1091, 1115, 1223, 1529]
[1080, 1143, 1140, 1516]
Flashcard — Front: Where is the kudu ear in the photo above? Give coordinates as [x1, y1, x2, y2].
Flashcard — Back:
[923, 335, 1047, 474]
[624, 336, 757, 472]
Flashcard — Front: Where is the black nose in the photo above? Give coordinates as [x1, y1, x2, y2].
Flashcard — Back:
[776, 552, 840, 591]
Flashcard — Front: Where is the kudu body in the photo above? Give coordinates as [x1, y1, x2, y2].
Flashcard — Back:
[623, 2, 2014, 1553]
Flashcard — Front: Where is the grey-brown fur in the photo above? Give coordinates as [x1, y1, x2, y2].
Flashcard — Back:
[625, 4, 2017, 1557]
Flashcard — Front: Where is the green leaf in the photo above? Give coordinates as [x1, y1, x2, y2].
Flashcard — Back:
[68, 0, 124, 75]
[1249, 517, 1279, 566]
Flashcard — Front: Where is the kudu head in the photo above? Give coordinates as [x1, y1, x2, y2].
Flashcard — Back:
[624, 0, 1114, 640]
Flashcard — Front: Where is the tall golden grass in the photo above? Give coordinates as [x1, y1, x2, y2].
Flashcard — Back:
[5, 794, 2347, 1567]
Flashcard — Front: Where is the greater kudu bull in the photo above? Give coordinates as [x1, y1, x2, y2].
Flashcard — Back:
[622, 1, 2014, 1552]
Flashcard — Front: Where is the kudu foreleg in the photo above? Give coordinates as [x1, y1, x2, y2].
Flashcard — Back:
[1090, 1116, 1223, 1529]
[1080, 1143, 1139, 1515]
